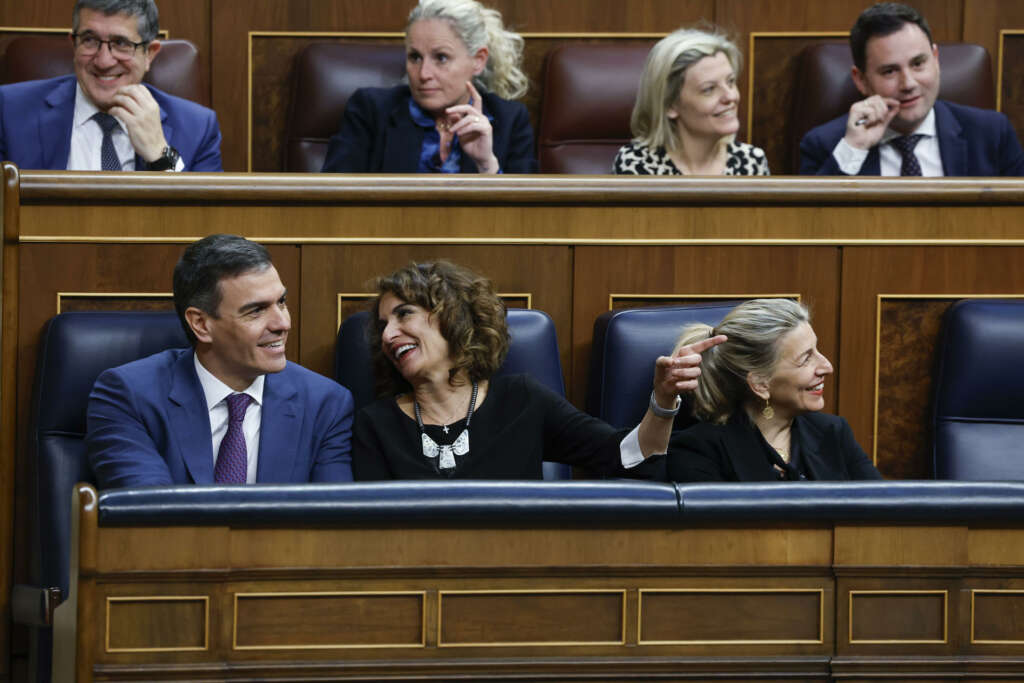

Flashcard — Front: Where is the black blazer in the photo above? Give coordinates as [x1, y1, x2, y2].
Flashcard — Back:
[667, 412, 883, 482]
[321, 85, 537, 173]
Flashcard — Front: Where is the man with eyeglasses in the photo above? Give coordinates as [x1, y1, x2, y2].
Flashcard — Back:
[0, 0, 222, 171]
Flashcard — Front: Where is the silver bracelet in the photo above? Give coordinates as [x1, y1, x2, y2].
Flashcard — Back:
[649, 391, 681, 418]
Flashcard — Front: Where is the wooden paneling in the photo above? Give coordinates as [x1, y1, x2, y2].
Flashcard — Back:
[439, 591, 624, 646]
[849, 591, 947, 643]
[299, 243, 572, 381]
[106, 596, 208, 652]
[571, 245, 840, 411]
[639, 589, 823, 644]
[838, 247, 1024, 473]
[234, 592, 424, 649]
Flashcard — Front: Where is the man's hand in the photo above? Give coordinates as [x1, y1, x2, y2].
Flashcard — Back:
[843, 94, 900, 150]
[108, 84, 167, 162]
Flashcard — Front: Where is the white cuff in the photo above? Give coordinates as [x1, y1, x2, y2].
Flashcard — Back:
[619, 426, 651, 469]
[833, 137, 869, 175]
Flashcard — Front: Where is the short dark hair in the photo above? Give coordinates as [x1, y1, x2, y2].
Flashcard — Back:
[173, 234, 272, 346]
[368, 261, 510, 396]
[73, 0, 160, 43]
[849, 2, 933, 71]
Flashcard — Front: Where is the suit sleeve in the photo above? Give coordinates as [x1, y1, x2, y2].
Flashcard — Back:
[310, 385, 355, 482]
[799, 129, 847, 175]
[85, 368, 175, 489]
[499, 101, 537, 174]
[351, 407, 395, 480]
[665, 428, 730, 482]
[322, 88, 378, 173]
[185, 108, 223, 171]
[837, 417, 883, 480]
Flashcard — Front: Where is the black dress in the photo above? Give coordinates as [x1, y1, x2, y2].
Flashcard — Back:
[667, 411, 883, 482]
[353, 374, 657, 480]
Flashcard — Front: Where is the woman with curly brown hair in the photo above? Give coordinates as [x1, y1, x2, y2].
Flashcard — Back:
[352, 261, 724, 479]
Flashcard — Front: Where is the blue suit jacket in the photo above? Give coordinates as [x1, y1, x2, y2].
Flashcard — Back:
[0, 75, 222, 171]
[321, 85, 537, 173]
[86, 349, 354, 488]
[799, 99, 1024, 176]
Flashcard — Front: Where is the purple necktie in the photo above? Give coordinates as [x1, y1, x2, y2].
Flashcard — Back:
[890, 134, 924, 176]
[92, 112, 122, 171]
[214, 393, 252, 484]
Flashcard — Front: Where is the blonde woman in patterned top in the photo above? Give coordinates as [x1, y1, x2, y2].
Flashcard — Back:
[615, 28, 769, 176]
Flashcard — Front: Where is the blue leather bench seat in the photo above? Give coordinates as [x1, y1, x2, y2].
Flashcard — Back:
[96, 480, 1024, 527]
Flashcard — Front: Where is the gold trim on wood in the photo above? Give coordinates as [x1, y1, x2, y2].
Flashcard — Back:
[871, 294, 1024, 465]
[105, 595, 209, 653]
[995, 31, 1024, 113]
[56, 291, 172, 315]
[637, 588, 825, 645]
[971, 589, 1024, 644]
[608, 292, 800, 311]
[848, 589, 948, 644]
[437, 589, 627, 648]
[232, 590, 427, 651]
[747, 32, 849, 144]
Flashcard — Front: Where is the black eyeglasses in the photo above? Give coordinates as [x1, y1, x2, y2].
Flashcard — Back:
[72, 33, 148, 59]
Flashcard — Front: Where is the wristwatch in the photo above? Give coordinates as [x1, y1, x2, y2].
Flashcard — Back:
[147, 146, 180, 171]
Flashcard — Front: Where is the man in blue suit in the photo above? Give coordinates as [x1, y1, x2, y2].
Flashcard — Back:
[86, 234, 354, 488]
[0, 0, 221, 171]
[800, 2, 1024, 176]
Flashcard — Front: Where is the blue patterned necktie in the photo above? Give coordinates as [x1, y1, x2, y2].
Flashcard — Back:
[890, 134, 924, 176]
[92, 112, 122, 171]
[214, 393, 252, 484]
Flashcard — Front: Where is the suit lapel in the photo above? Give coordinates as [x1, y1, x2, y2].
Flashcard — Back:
[167, 351, 215, 483]
[384, 98, 426, 172]
[42, 78, 76, 170]
[860, 148, 882, 175]
[933, 101, 964, 176]
[724, 419, 777, 481]
[793, 416, 837, 480]
[255, 369, 300, 483]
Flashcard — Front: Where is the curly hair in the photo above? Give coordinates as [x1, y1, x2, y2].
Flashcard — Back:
[673, 299, 809, 424]
[367, 260, 510, 396]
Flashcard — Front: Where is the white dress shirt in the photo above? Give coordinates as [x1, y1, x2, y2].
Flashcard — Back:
[832, 107, 943, 176]
[68, 84, 138, 171]
[67, 83, 184, 171]
[194, 353, 265, 484]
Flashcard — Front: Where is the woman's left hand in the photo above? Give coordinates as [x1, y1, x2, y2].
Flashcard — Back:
[446, 81, 499, 174]
[652, 334, 728, 411]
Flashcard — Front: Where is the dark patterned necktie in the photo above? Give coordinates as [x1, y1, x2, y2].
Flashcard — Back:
[92, 112, 122, 171]
[213, 393, 252, 484]
[890, 134, 924, 176]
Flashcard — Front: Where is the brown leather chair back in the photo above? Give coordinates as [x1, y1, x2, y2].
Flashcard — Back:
[0, 34, 207, 106]
[787, 42, 994, 173]
[284, 42, 406, 172]
[538, 43, 654, 174]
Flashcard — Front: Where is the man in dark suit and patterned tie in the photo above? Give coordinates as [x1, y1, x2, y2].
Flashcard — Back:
[86, 234, 354, 488]
[799, 2, 1024, 176]
[0, 0, 221, 171]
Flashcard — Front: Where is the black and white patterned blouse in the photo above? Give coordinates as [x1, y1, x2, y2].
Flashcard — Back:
[613, 140, 770, 176]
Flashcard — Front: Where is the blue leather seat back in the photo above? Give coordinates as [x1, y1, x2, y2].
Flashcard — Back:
[30, 311, 188, 596]
[587, 303, 738, 428]
[336, 308, 571, 479]
[933, 299, 1024, 479]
